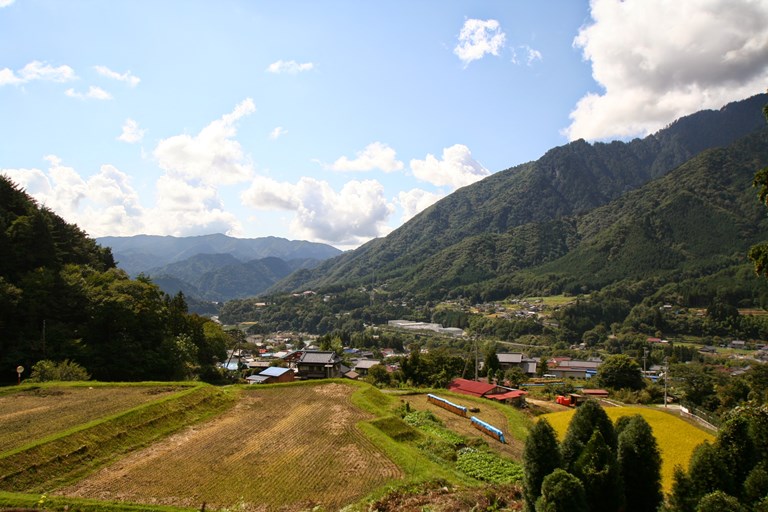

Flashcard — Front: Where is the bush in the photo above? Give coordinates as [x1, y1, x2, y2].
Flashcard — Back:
[28, 359, 90, 382]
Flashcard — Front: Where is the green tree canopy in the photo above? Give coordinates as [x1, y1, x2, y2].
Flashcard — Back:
[535, 468, 587, 512]
[523, 418, 562, 512]
[617, 415, 663, 512]
[596, 354, 644, 390]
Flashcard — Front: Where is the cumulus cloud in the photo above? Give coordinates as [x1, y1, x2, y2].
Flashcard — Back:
[1, 157, 146, 236]
[117, 118, 145, 143]
[410, 144, 490, 190]
[454, 19, 506, 66]
[326, 142, 404, 173]
[94, 65, 140, 87]
[241, 175, 394, 246]
[65, 86, 112, 100]
[397, 188, 445, 223]
[566, 0, 768, 141]
[154, 98, 256, 185]
[1, 156, 244, 237]
[266, 60, 315, 74]
[0, 60, 76, 86]
[269, 126, 287, 140]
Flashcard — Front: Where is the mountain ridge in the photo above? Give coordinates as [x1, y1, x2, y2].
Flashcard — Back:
[269, 93, 768, 298]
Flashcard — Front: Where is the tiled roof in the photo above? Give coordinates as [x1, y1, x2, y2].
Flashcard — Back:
[497, 353, 522, 364]
[300, 351, 340, 364]
[447, 378, 497, 397]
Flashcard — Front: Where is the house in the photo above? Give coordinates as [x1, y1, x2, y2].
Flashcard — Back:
[497, 353, 522, 370]
[353, 359, 382, 376]
[497, 352, 538, 375]
[246, 366, 295, 384]
[546, 358, 601, 379]
[730, 340, 747, 349]
[296, 351, 343, 379]
[447, 378, 527, 407]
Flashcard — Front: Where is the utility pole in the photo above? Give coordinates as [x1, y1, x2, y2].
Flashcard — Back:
[663, 357, 668, 408]
[474, 337, 478, 381]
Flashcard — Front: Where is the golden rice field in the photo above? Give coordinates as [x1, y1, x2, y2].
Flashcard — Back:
[56, 383, 403, 512]
[0, 384, 183, 455]
[540, 406, 715, 493]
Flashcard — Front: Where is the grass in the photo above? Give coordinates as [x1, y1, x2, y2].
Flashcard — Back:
[540, 405, 715, 493]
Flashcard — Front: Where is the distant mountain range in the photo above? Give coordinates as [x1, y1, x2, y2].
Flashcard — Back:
[268, 93, 768, 302]
[96, 234, 342, 302]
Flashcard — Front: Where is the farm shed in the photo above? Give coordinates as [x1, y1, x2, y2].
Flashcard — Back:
[447, 378, 506, 398]
[486, 389, 527, 407]
[353, 359, 382, 376]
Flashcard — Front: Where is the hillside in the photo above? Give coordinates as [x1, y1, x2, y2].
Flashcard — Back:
[146, 253, 323, 301]
[272, 94, 768, 299]
[97, 233, 342, 276]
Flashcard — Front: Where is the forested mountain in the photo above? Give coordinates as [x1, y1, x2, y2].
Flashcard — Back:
[272, 94, 768, 299]
[0, 177, 229, 383]
[146, 253, 322, 302]
[97, 233, 342, 276]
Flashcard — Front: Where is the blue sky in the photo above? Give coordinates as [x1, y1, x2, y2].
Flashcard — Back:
[2, 1, 768, 249]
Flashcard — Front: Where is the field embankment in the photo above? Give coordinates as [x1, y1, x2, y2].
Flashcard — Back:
[0, 383, 234, 494]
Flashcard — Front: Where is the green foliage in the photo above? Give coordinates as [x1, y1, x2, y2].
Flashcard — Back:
[561, 400, 617, 472]
[455, 447, 523, 484]
[596, 354, 644, 391]
[523, 419, 562, 512]
[573, 430, 623, 512]
[28, 359, 90, 382]
[695, 491, 745, 512]
[617, 415, 663, 512]
[535, 468, 587, 512]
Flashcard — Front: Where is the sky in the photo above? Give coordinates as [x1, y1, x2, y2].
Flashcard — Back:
[2, 1, 768, 250]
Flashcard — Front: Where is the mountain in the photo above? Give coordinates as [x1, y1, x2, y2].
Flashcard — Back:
[97, 233, 342, 276]
[271, 94, 768, 299]
[145, 253, 320, 302]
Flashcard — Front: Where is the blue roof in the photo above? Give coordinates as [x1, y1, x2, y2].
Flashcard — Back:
[260, 366, 291, 377]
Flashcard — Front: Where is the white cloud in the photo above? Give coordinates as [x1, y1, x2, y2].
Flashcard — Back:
[266, 60, 315, 74]
[566, 0, 768, 141]
[154, 98, 256, 185]
[94, 65, 140, 87]
[454, 19, 506, 66]
[1, 157, 146, 237]
[269, 126, 287, 140]
[241, 176, 394, 246]
[326, 142, 404, 173]
[410, 144, 490, 190]
[1, 156, 244, 238]
[117, 118, 145, 143]
[65, 85, 112, 100]
[0, 60, 77, 86]
[397, 188, 445, 223]
[512, 45, 543, 66]
[0, 0, 16, 7]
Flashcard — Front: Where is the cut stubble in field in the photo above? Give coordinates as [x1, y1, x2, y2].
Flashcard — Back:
[58, 383, 402, 511]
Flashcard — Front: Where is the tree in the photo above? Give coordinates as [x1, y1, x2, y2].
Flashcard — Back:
[749, 99, 768, 277]
[367, 364, 391, 387]
[561, 399, 617, 471]
[523, 419, 562, 512]
[505, 367, 527, 388]
[596, 354, 644, 390]
[695, 491, 745, 512]
[484, 343, 500, 377]
[687, 442, 733, 502]
[535, 469, 587, 512]
[573, 430, 623, 512]
[617, 415, 663, 512]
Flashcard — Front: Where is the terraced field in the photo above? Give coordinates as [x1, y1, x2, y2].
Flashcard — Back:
[58, 383, 403, 511]
[0, 384, 183, 454]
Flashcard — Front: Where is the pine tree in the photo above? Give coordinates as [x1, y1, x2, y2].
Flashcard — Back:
[535, 468, 587, 512]
[618, 415, 663, 512]
[561, 399, 617, 471]
[573, 429, 623, 512]
[523, 418, 562, 512]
